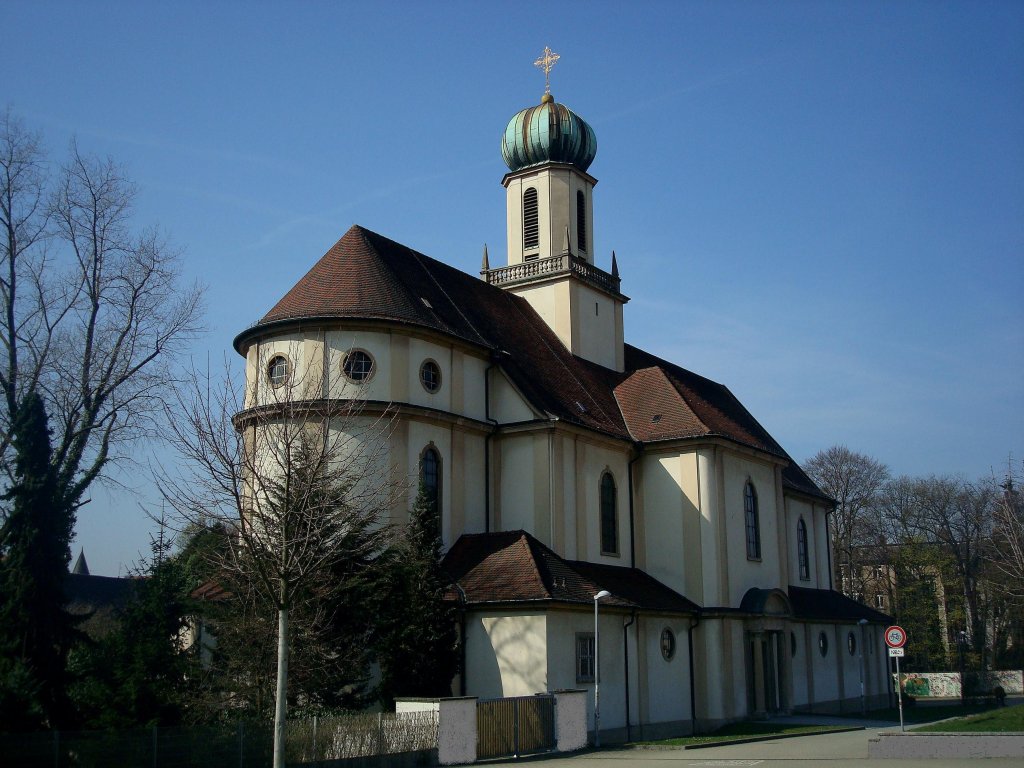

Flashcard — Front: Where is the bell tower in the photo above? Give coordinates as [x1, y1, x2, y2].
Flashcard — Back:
[482, 48, 627, 372]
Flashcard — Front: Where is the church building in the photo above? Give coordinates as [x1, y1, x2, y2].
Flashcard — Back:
[233, 55, 891, 739]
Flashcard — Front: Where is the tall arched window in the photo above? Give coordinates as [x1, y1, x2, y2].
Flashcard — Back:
[797, 518, 810, 580]
[576, 190, 587, 253]
[600, 472, 618, 555]
[744, 481, 761, 560]
[420, 446, 441, 537]
[523, 187, 539, 251]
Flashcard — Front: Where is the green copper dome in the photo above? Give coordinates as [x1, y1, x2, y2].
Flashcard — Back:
[502, 94, 597, 173]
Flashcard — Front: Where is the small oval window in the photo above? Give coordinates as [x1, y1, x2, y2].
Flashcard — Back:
[343, 349, 374, 383]
[819, 631, 829, 657]
[267, 355, 290, 387]
[848, 631, 857, 656]
[660, 628, 675, 661]
[420, 360, 441, 393]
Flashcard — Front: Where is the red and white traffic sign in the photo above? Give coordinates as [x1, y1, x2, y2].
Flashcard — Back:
[885, 625, 907, 648]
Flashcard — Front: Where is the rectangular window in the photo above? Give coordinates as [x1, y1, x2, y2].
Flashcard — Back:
[575, 633, 595, 683]
[876, 593, 885, 609]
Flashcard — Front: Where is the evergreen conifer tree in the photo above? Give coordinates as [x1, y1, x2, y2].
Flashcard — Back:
[0, 392, 75, 728]
[375, 485, 458, 707]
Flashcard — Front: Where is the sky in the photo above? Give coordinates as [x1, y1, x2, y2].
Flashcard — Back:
[3, 0, 1022, 576]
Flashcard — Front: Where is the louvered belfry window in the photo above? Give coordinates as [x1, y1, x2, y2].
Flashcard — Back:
[576, 190, 587, 253]
[523, 187, 539, 250]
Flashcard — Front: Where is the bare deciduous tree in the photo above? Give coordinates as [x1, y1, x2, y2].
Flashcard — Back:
[990, 464, 1024, 599]
[157, 351, 398, 768]
[0, 110, 204, 512]
[803, 445, 889, 599]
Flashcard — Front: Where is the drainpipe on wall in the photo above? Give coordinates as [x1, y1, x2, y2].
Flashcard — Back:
[687, 614, 701, 735]
[623, 610, 637, 742]
[627, 444, 643, 569]
[824, 504, 835, 591]
[483, 354, 501, 533]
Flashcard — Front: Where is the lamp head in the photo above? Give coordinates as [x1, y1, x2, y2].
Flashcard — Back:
[594, 590, 611, 601]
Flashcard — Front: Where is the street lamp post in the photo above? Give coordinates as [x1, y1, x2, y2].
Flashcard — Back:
[593, 590, 611, 747]
[957, 630, 967, 704]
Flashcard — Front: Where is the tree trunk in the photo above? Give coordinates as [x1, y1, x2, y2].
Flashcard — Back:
[274, 607, 289, 768]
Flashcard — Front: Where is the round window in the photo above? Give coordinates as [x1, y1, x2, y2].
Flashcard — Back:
[420, 360, 441, 393]
[343, 349, 374, 383]
[660, 628, 675, 660]
[848, 631, 857, 656]
[267, 355, 290, 387]
[819, 631, 829, 657]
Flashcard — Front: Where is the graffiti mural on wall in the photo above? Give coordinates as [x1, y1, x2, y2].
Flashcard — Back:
[896, 670, 1024, 696]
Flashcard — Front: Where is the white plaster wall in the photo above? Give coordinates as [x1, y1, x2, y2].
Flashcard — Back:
[785, 497, 815, 587]
[577, 442, 630, 563]
[497, 434, 535, 533]
[723, 454, 781, 606]
[490, 370, 536, 424]
[642, 617, 691, 725]
[546, 610, 625, 732]
[640, 453, 686, 594]
[810, 623, 841, 704]
[814, 502, 833, 589]
[323, 329, 393, 402]
[465, 612, 547, 698]
[406, 338, 452, 412]
[789, 628, 809, 707]
[569, 281, 622, 371]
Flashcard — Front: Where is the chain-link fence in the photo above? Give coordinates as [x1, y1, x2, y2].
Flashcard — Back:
[0, 710, 439, 768]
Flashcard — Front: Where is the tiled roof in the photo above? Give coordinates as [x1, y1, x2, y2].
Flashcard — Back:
[239, 224, 829, 500]
[788, 584, 892, 623]
[442, 530, 699, 614]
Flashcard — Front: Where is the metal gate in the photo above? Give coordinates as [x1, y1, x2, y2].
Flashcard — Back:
[477, 694, 555, 759]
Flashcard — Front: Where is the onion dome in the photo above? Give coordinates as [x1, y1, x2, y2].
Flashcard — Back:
[502, 93, 597, 173]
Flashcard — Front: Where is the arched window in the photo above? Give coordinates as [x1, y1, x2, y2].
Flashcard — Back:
[797, 518, 810, 580]
[744, 481, 761, 560]
[523, 187, 539, 251]
[600, 472, 618, 555]
[419, 446, 441, 538]
[576, 190, 587, 253]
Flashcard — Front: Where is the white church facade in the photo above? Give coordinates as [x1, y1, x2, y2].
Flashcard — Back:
[233, 73, 892, 739]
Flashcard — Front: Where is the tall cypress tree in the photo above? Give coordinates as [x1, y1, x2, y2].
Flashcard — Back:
[0, 391, 75, 728]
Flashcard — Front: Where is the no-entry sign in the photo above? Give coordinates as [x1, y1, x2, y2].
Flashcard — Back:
[885, 625, 907, 648]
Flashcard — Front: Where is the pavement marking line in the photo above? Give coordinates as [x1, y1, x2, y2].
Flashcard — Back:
[686, 762, 764, 766]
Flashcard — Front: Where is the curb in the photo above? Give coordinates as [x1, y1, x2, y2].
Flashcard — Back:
[625, 725, 865, 751]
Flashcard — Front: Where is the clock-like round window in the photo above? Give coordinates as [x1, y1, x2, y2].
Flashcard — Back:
[267, 355, 290, 388]
[420, 360, 441, 393]
[343, 349, 374, 383]
[660, 628, 675, 660]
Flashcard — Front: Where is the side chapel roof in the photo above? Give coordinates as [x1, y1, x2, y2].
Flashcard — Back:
[236, 225, 829, 501]
[442, 529, 699, 614]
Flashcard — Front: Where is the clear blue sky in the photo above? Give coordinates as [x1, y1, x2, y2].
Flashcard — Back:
[5, 1, 1022, 576]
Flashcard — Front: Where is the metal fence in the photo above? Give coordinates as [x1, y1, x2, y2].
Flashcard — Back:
[477, 694, 555, 759]
[0, 711, 439, 768]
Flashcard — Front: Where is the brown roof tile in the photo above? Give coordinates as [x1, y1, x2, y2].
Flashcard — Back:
[442, 530, 699, 614]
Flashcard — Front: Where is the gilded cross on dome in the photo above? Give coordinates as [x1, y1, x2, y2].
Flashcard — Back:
[534, 46, 560, 95]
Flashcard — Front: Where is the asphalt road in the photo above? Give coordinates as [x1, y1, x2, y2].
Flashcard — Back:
[513, 725, 1021, 767]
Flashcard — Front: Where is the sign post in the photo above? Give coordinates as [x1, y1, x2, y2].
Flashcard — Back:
[885, 625, 908, 731]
